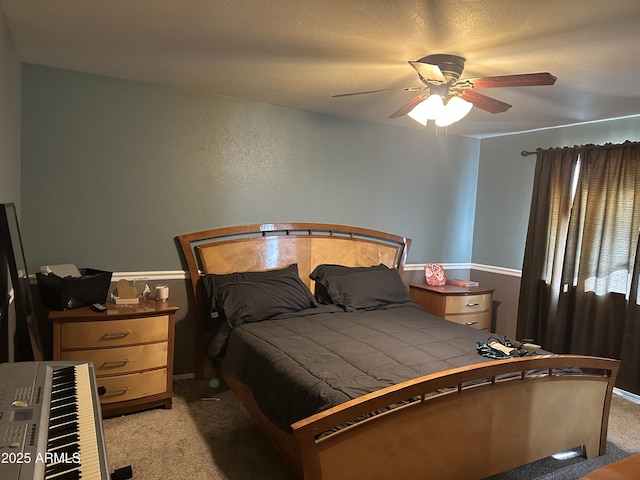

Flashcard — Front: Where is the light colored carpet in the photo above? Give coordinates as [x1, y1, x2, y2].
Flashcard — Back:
[104, 380, 292, 480]
[103, 381, 640, 479]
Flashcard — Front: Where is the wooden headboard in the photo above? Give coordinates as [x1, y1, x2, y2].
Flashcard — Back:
[177, 222, 411, 378]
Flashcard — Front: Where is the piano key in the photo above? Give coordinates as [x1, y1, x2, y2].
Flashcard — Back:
[48, 421, 79, 439]
[46, 471, 81, 480]
[49, 412, 79, 427]
[50, 403, 78, 418]
[49, 441, 80, 457]
[50, 387, 77, 402]
[47, 433, 79, 449]
[45, 459, 80, 477]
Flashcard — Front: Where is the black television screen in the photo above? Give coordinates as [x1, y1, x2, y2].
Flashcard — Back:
[0, 203, 44, 361]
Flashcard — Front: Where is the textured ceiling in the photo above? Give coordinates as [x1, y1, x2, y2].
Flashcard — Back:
[2, 0, 640, 137]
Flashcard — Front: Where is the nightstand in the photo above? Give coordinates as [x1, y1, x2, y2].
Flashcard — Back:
[49, 299, 178, 417]
[409, 284, 495, 331]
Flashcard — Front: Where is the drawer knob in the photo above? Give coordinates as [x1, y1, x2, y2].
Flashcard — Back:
[101, 359, 131, 368]
[466, 303, 480, 308]
[465, 321, 479, 326]
[101, 331, 132, 339]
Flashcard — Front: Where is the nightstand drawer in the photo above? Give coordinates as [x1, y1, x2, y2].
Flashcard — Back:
[61, 342, 168, 375]
[445, 294, 491, 314]
[60, 315, 169, 348]
[97, 368, 167, 404]
[444, 312, 491, 330]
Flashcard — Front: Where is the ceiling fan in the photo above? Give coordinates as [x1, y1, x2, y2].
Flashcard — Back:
[333, 54, 556, 126]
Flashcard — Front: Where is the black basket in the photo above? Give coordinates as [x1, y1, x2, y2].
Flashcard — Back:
[36, 268, 112, 310]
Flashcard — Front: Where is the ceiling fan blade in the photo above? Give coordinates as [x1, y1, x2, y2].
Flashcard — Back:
[459, 90, 512, 114]
[388, 93, 430, 119]
[463, 72, 557, 89]
[332, 86, 425, 97]
[408, 61, 446, 83]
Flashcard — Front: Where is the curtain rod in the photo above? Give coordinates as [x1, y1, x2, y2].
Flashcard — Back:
[522, 141, 638, 158]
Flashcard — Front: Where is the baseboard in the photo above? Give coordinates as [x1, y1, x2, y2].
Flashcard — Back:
[404, 263, 471, 272]
[471, 263, 522, 277]
[111, 270, 187, 281]
[614, 387, 640, 404]
[405, 263, 522, 277]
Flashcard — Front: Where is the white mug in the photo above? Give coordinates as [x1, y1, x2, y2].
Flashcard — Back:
[155, 284, 169, 301]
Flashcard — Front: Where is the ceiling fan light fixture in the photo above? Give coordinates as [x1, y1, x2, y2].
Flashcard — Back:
[408, 94, 473, 127]
[407, 94, 444, 125]
[434, 96, 473, 127]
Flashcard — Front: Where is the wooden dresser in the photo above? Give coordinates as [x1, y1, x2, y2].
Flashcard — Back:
[409, 284, 495, 332]
[50, 299, 178, 417]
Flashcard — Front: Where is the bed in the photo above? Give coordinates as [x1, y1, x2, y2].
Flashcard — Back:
[177, 222, 620, 480]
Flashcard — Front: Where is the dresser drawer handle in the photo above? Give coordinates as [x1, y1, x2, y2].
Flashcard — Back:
[466, 303, 480, 308]
[102, 387, 131, 396]
[465, 321, 479, 326]
[101, 359, 131, 368]
[101, 331, 132, 339]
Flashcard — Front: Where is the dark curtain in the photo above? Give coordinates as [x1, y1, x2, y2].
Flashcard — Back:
[517, 146, 580, 349]
[517, 141, 640, 394]
[619, 234, 640, 392]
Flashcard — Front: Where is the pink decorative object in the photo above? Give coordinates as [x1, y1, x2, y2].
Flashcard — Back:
[424, 264, 446, 286]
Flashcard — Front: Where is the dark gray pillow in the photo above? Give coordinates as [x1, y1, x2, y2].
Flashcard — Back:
[310, 263, 389, 304]
[201, 263, 303, 313]
[322, 267, 411, 311]
[216, 274, 317, 326]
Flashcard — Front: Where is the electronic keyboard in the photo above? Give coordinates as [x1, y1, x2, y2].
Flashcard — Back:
[0, 361, 110, 480]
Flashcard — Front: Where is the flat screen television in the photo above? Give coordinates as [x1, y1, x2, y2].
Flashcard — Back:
[0, 203, 44, 361]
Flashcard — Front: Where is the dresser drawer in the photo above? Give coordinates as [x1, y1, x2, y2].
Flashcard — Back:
[60, 342, 168, 376]
[444, 312, 491, 330]
[444, 294, 491, 314]
[60, 315, 169, 348]
[97, 368, 167, 404]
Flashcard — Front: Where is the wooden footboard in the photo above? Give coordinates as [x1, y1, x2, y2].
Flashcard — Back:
[228, 355, 618, 480]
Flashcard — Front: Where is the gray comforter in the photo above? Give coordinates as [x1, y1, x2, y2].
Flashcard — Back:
[215, 302, 496, 431]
